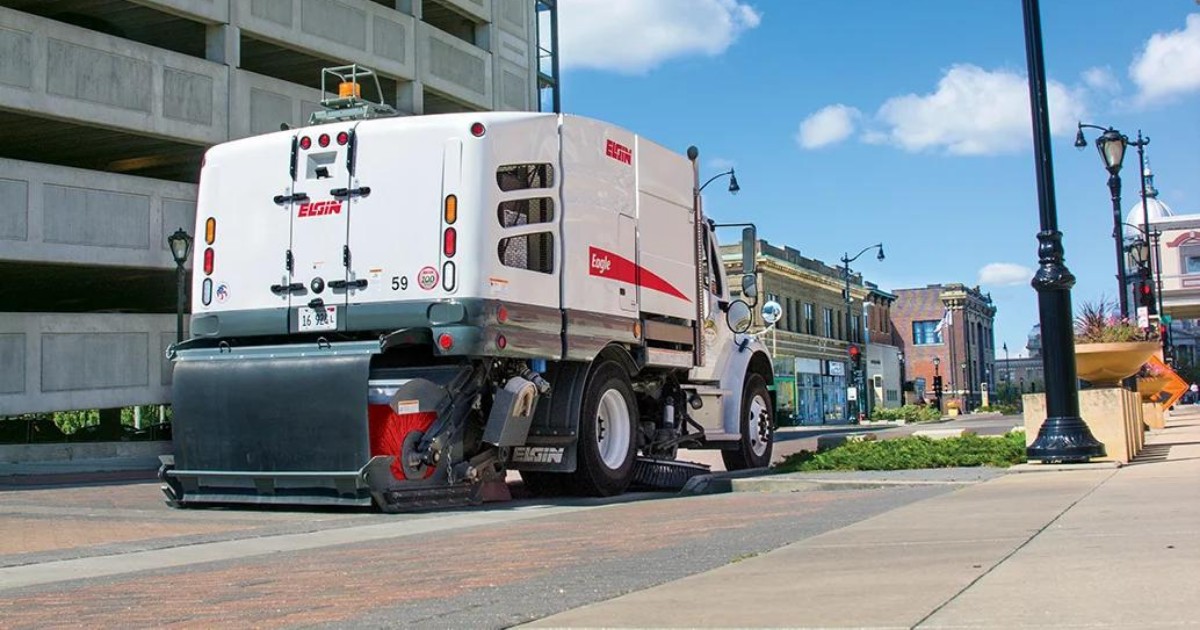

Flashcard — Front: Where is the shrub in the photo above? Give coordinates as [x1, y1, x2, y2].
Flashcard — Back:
[976, 404, 1020, 416]
[775, 430, 1028, 472]
[870, 404, 942, 424]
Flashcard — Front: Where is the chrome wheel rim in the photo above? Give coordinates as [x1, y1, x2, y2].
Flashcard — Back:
[749, 394, 771, 458]
[597, 389, 632, 470]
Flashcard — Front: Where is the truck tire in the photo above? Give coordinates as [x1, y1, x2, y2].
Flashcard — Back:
[722, 373, 774, 471]
[569, 360, 638, 496]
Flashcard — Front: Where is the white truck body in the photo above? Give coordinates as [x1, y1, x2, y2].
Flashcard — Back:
[165, 112, 774, 510]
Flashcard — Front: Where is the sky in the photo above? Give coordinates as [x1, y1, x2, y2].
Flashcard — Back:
[553, 0, 1200, 358]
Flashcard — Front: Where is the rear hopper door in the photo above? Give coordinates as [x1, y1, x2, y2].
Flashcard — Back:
[287, 124, 357, 333]
[342, 122, 449, 331]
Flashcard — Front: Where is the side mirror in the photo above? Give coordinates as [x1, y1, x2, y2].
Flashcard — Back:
[726, 299, 754, 334]
[761, 300, 782, 326]
[741, 226, 756, 274]
[741, 273, 758, 299]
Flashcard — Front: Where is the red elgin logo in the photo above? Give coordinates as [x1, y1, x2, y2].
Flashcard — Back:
[297, 200, 343, 217]
[605, 139, 632, 165]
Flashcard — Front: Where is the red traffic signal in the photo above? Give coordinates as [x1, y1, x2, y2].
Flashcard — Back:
[848, 344, 861, 361]
[1138, 281, 1155, 307]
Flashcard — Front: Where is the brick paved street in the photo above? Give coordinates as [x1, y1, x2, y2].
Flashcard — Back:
[0, 475, 962, 629]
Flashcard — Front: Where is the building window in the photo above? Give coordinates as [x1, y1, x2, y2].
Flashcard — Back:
[498, 232, 554, 273]
[497, 164, 555, 191]
[804, 303, 815, 335]
[785, 297, 793, 331]
[912, 320, 943, 345]
[851, 315, 860, 343]
[823, 308, 834, 338]
[837, 312, 844, 340]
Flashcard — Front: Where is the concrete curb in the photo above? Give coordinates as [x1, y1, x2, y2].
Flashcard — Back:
[1007, 461, 1121, 473]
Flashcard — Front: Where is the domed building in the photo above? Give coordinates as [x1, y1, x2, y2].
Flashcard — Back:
[1124, 165, 1174, 237]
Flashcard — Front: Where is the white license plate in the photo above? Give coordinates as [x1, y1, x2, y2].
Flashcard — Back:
[298, 305, 338, 332]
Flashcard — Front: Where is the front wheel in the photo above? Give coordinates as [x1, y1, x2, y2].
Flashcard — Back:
[722, 373, 774, 470]
[568, 361, 638, 496]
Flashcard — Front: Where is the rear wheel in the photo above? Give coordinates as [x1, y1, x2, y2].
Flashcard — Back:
[722, 373, 773, 470]
[568, 361, 638, 496]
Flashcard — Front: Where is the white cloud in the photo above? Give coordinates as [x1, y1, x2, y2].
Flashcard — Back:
[979, 263, 1034, 287]
[1081, 66, 1120, 94]
[558, 0, 761, 74]
[707, 157, 737, 170]
[1130, 14, 1200, 105]
[796, 104, 861, 149]
[873, 64, 1086, 155]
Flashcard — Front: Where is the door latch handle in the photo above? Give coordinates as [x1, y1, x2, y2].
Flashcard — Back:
[330, 186, 371, 199]
[273, 192, 309, 205]
[270, 283, 304, 294]
[328, 279, 368, 290]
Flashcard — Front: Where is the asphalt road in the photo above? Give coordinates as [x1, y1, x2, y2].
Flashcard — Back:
[0, 474, 973, 629]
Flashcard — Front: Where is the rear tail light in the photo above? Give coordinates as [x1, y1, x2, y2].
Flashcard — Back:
[443, 228, 457, 257]
[299, 136, 312, 150]
[470, 122, 486, 137]
[201, 278, 213, 306]
[337, 131, 349, 146]
[204, 217, 216, 245]
[497, 304, 508, 323]
[318, 133, 330, 148]
[444, 195, 457, 224]
[202, 247, 214, 275]
[438, 333, 454, 351]
[442, 261, 456, 292]
[496, 334, 507, 350]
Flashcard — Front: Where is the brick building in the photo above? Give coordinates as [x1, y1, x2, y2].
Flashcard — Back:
[725, 240, 873, 424]
[893, 284, 997, 409]
[864, 284, 902, 411]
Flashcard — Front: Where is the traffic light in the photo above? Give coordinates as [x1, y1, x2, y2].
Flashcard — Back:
[1137, 280, 1154, 308]
[848, 344, 861, 369]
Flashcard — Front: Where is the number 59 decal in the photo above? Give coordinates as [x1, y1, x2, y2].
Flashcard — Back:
[391, 276, 408, 291]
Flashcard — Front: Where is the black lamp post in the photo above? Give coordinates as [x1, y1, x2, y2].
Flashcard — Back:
[167, 228, 193, 343]
[699, 169, 739, 195]
[1075, 123, 1131, 317]
[1003, 342, 1012, 403]
[1021, 0, 1104, 462]
[841, 244, 884, 422]
[933, 356, 942, 411]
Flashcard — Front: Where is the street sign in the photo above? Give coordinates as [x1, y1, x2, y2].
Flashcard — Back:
[847, 386, 858, 402]
[1137, 306, 1149, 329]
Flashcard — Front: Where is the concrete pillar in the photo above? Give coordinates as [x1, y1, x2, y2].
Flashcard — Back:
[205, 23, 240, 67]
[397, 80, 423, 115]
[396, 0, 418, 17]
[97, 408, 123, 440]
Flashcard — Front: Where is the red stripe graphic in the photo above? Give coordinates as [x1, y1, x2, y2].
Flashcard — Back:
[589, 246, 691, 302]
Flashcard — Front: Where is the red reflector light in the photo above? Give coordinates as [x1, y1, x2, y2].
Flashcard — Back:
[318, 133, 330, 147]
[443, 228, 457, 257]
[337, 131, 349, 145]
[496, 334, 507, 350]
[497, 305, 508, 323]
[470, 122, 485, 137]
[299, 136, 312, 150]
[438, 333, 454, 350]
[202, 247, 214, 275]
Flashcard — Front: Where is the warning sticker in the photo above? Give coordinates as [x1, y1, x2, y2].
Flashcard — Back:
[393, 399, 421, 415]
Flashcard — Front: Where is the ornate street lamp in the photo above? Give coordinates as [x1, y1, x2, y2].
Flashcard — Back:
[699, 168, 739, 195]
[1021, 0, 1104, 462]
[841, 243, 884, 422]
[933, 356, 942, 411]
[167, 228, 193, 343]
[1076, 122, 1131, 317]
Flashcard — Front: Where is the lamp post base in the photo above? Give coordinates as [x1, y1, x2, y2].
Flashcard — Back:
[1027, 415, 1106, 463]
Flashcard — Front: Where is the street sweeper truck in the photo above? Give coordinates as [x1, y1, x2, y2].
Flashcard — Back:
[160, 67, 776, 512]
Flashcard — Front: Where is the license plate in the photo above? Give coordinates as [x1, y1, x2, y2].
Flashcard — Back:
[298, 305, 337, 332]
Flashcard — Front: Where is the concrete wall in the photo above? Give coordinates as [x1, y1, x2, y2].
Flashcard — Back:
[238, 0, 417, 82]
[867, 343, 902, 410]
[0, 314, 181, 415]
[418, 21, 492, 109]
[229, 69, 325, 139]
[0, 158, 197, 269]
[0, 5, 229, 146]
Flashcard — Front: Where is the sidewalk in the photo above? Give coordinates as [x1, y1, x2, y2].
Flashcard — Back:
[527, 407, 1200, 629]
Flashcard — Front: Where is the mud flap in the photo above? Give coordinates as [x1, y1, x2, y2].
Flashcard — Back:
[508, 362, 588, 473]
[167, 349, 374, 506]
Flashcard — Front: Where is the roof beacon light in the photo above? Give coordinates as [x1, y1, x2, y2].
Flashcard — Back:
[338, 81, 361, 99]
